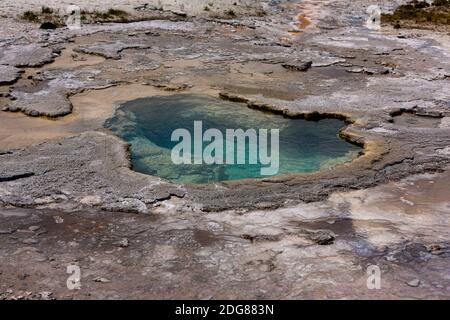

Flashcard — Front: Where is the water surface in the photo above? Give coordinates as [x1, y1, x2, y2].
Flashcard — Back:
[105, 95, 361, 184]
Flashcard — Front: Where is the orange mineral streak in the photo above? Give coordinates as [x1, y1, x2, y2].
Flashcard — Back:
[286, 3, 313, 35]
[297, 13, 312, 29]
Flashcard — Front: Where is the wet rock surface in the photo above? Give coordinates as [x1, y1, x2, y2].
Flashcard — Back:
[0, 0, 449, 299]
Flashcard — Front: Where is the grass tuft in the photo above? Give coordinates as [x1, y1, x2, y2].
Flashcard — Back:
[382, 0, 450, 27]
[21, 10, 39, 22]
[41, 6, 54, 14]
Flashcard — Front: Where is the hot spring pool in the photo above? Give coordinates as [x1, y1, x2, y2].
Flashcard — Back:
[105, 95, 361, 184]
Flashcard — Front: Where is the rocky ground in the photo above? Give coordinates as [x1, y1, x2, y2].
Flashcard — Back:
[0, 0, 449, 299]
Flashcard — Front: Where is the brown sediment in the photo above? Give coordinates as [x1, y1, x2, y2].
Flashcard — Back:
[40, 45, 106, 71]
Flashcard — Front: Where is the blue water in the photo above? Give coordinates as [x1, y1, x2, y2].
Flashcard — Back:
[105, 95, 361, 184]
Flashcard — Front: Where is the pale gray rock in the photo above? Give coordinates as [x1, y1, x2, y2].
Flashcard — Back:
[407, 279, 421, 287]
[0, 132, 185, 210]
[22, 238, 39, 245]
[0, 65, 22, 85]
[0, 44, 55, 67]
[5, 90, 72, 117]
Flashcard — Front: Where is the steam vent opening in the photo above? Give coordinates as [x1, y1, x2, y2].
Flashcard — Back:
[105, 95, 361, 184]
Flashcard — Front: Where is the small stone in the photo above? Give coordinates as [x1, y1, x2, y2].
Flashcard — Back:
[0, 228, 14, 235]
[17, 273, 30, 280]
[113, 238, 129, 248]
[400, 197, 414, 206]
[68, 241, 79, 247]
[385, 255, 397, 262]
[427, 244, 445, 255]
[79, 195, 102, 206]
[39, 291, 54, 300]
[28, 226, 40, 232]
[347, 67, 364, 73]
[144, 31, 160, 37]
[22, 238, 39, 245]
[308, 230, 336, 245]
[363, 67, 390, 75]
[93, 277, 111, 283]
[282, 60, 313, 72]
[407, 279, 421, 287]
[54, 216, 64, 224]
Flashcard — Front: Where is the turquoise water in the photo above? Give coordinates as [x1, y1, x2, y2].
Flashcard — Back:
[105, 95, 361, 184]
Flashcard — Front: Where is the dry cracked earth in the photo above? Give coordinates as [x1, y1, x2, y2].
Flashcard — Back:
[0, 0, 449, 299]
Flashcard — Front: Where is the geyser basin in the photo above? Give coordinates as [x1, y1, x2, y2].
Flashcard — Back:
[105, 95, 361, 184]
